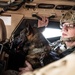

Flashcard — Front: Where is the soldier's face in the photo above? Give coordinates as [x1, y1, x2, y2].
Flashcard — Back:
[61, 22, 75, 39]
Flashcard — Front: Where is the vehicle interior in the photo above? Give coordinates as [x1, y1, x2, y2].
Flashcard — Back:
[0, 0, 75, 75]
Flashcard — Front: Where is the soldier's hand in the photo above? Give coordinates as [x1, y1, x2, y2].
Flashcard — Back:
[38, 16, 49, 28]
[19, 61, 33, 74]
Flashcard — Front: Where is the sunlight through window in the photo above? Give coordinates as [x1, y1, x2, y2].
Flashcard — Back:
[42, 28, 61, 38]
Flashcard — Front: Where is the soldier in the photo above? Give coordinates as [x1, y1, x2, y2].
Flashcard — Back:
[19, 10, 75, 75]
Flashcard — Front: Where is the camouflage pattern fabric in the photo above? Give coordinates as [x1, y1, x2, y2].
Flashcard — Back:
[60, 11, 75, 25]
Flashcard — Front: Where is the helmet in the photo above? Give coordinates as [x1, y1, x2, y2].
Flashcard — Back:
[60, 11, 75, 26]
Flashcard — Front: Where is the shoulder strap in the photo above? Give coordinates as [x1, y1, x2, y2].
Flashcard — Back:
[59, 46, 75, 58]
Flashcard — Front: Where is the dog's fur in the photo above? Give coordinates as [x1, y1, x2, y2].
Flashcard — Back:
[22, 52, 75, 75]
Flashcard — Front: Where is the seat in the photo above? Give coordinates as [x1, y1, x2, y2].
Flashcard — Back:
[0, 19, 7, 75]
[0, 18, 7, 55]
[0, 19, 7, 43]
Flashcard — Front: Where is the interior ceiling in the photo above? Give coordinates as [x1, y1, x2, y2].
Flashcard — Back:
[0, 0, 75, 21]
[22, 0, 75, 20]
